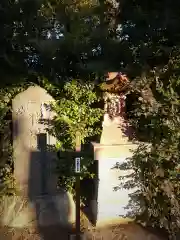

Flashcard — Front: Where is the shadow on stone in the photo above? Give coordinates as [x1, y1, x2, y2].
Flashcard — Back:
[28, 133, 75, 240]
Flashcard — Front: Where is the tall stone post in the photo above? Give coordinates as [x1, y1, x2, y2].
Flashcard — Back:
[93, 89, 139, 226]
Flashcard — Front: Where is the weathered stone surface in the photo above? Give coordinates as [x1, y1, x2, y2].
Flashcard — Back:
[0, 192, 75, 227]
[0, 85, 76, 227]
[12, 85, 57, 195]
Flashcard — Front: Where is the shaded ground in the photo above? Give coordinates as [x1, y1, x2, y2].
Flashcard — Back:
[0, 222, 167, 240]
[0, 199, 168, 240]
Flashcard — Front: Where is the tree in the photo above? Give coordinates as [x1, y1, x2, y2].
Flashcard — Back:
[0, 0, 121, 86]
[115, 0, 180, 237]
[0, 0, 48, 86]
[45, 79, 103, 197]
[117, 0, 180, 76]
[30, 0, 122, 80]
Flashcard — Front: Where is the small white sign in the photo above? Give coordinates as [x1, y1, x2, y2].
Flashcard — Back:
[75, 157, 81, 173]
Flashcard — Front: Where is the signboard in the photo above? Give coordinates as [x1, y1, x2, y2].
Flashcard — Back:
[75, 157, 81, 173]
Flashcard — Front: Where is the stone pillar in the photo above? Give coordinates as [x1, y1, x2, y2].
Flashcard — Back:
[93, 90, 139, 226]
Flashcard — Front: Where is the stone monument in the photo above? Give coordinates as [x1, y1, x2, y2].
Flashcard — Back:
[1, 85, 76, 227]
[93, 73, 139, 226]
[12, 85, 57, 196]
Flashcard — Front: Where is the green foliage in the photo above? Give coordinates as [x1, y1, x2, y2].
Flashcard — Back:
[115, 1, 180, 236]
[120, 66, 180, 238]
[0, 91, 15, 195]
[52, 79, 103, 148]
[49, 79, 103, 197]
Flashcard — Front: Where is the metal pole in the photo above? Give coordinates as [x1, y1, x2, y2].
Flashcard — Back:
[75, 131, 81, 240]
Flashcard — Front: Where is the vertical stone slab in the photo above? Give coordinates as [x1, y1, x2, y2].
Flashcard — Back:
[0, 85, 76, 227]
[12, 85, 57, 196]
[93, 89, 139, 226]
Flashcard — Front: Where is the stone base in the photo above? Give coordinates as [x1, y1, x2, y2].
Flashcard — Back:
[92, 143, 139, 226]
[0, 191, 76, 228]
[96, 157, 137, 225]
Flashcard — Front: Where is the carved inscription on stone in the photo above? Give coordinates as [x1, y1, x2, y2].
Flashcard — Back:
[12, 85, 57, 196]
